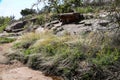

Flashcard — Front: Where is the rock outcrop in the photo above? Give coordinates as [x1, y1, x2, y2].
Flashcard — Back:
[5, 17, 38, 33]
[58, 13, 84, 24]
[5, 21, 26, 32]
[54, 19, 119, 36]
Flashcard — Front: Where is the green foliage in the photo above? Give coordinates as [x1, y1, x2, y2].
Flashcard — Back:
[24, 34, 72, 55]
[80, 72, 92, 80]
[37, 0, 82, 13]
[19, 15, 34, 20]
[0, 17, 11, 33]
[35, 14, 45, 25]
[58, 4, 74, 13]
[92, 48, 120, 66]
[76, 6, 94, 13]
[20, 8, 37, 16]
[0, 37, 15, 44]
[68, 0, 82, 7]
[23, 49, 35, 55]
[13, 32, 40, 49]
[13, 42, 21, 48]
[113, 0, 120, 7]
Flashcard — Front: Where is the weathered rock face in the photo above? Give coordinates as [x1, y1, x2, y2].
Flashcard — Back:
[55, 19, 119, 36]
[35, 26, 46, 33]
[59, 13, 84, 24]
[5, 21, 27, 32]
[5, 17, 38, 33]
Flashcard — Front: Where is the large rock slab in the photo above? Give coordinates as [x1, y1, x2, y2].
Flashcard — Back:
[5, 21, 27, 32]
[5, 17, 38, 33]
[56, 19, 118, 36]
[1, 67, 53, 80]
[59, 12, 84, 24]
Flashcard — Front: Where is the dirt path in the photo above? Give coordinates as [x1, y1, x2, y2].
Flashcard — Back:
[0, 60, 53, 80]
[0, 43, 62, 80]
[0, 60, 25, 79]
[0, 43, 13, 55]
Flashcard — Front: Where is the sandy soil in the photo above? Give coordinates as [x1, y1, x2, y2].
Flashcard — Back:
[0, 60, 53, 80]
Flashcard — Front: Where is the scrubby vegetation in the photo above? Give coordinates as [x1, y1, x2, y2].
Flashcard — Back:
[0, 37, 15, 44]
[10, 0, 120, 79]
[12, 29, 120, 79]
[0, 0, 120, 80]
[35, 14, 46, 25]
[75, 6, 94, 13]
[0, 17, 12, 33]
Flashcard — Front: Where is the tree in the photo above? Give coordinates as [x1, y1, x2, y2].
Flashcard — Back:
[64, 0, 82, 7]
[20, 8, 37, 16]
[33, 0, 82, 13]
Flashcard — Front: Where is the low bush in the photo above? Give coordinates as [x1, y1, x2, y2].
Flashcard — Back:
[0, 37, 15, 44]
[35, 14, 46, 25]
[92, 48, 120, 66]
[76, 6, 94, 13]
[14, 32, 40, 49]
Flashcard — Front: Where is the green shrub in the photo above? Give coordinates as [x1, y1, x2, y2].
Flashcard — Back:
[14, 32, 40, 49]
[0, 37, 15, 44]
[92, 48, 120, 66]
[35, 14, 45, 25]
[76, 6, 94, 13]
[13, 42, 21, 48]
[23, 49, 34, 55]
[20, 8, 37, 16]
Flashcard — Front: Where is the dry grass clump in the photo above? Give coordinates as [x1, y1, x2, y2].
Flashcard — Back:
[14, 31, 75, 55]
[14, 32, 41, 49]
[84, 30, 120, 49]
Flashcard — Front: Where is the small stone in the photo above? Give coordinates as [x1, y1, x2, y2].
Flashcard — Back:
[79, 21, 85, 24]
[98, 20, 109, 26]
[0, 55, 9, 64]
[84, 23, 92, 26]
[50, 20, 59, 24]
